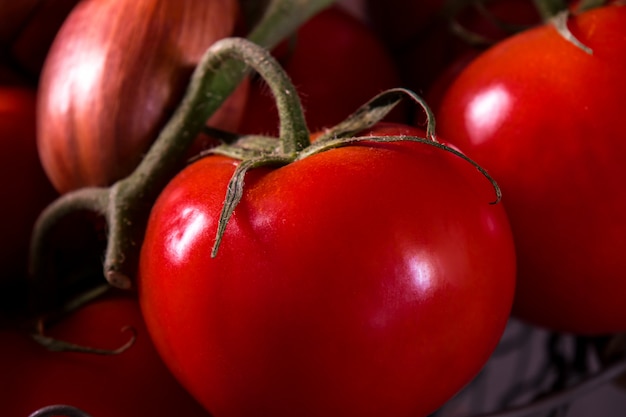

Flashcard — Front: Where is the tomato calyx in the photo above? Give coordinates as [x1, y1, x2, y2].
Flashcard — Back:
[202, 87, 502, 257]
[29, 0, 333, 294]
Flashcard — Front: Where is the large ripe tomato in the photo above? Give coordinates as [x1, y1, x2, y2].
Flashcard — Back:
[0, 87, 57, 313]
[237, 6, 404, 135]
[436, 5, 626, 334]
[0, 293, 210, 417]
[138, 123, 516, 417]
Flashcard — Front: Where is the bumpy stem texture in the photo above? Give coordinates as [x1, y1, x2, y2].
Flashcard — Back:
[104, 35, 313, 286]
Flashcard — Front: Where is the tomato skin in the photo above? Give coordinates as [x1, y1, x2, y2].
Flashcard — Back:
[436, 5, 626, 334]
[138, 123, 516, 417]
[0, 294, 210, 417]
[238, 6, 404, 135]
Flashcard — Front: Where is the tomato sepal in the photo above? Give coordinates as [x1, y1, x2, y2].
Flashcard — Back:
[199, 87, 502, 257]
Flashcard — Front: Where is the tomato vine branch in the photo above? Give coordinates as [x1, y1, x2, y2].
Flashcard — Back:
[103, 36, 307, 287]
[29, 0, 332, 291]
[206, 87, 501, 257]
[313, 88, 437, 143]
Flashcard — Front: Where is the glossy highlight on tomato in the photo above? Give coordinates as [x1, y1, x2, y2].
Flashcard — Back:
[436, 4, 626, 334]
[138, 123, 516, 417]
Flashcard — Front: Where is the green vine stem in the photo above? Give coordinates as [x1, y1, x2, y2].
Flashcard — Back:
[105, 36, 311, 285]
[206, 87, 501, 257]
[314, 88, 437, 143]
[29, 0, 333, 294]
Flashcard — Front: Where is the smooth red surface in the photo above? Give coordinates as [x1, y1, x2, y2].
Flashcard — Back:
[139, 123, 516, 417]
[436, 5, 626, 334]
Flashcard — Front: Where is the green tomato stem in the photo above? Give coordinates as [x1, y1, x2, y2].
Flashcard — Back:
[205, 88, 501, 258]
[105, 37, 310, 286]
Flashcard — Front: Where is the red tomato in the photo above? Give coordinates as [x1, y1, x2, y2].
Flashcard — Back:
[237, 6, 404, 135]
[0, 293, 210, 417]
[138, 123, 516, 417]
[0, 87, 57, 313]
[436, 5, 626, 334]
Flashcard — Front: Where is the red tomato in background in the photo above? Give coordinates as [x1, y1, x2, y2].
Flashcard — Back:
[138, 123, 516, 417]
[0, 87, 57, 313]
[237, 6, 404, 136]
[0, 293, 211, 417]
[436, 5, 626, 334]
